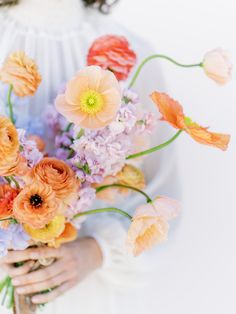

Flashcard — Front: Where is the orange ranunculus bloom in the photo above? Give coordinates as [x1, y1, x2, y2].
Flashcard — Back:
[28, 135, 46, 152]
[151, 92, 230, 151]
[0, 184, 19, 219]
[13, 181, 59, 229]
[87, 35, 137, 81]
[24, 216, 65, 243]
[0, 51, 41, 97]
[126, 196, 180, 256]
[49, 222, 77, 248]
[55, 66, 121, 129]
[0, 115, 21, 176]
[27, 157, 79, 205]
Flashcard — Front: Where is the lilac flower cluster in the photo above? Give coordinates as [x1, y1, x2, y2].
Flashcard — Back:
[44, 89, 155, 185]
[17, 129, 43, 168]
[0, 224, 30, 258]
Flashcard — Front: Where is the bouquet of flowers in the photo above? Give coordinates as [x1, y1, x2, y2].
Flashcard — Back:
[0, 35, 231, 313]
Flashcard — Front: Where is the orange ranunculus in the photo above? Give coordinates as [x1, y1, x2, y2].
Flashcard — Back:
[151, 92, 230, 151]
[24, 216, 65, 243]
[87, 35, 137, 81]
[126, 196, 180, 256]
[116, 164, 145, 193]
[13, 181, 59, 229]
[0, 51, 41, 97]
[0, 184, 19, 219]
[55, 66, 121, 129]
[49, 223, 77, 248]
[0, 115, 21, 176]
[27, 157, 79, 205]
[28, 135, 46, 152]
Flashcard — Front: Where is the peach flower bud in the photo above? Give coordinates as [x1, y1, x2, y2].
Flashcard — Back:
[203, 48, 233, 85]
[116, 164, 145, 194]
[0, 51, 41, 97]
[126, 196, 180, 256]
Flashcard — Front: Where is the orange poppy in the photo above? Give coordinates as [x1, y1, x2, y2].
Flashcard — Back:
[151, 91, 230, 151]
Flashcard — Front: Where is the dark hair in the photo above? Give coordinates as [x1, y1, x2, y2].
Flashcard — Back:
[0, 0, 119, 14]
[82, 0, 119, 14]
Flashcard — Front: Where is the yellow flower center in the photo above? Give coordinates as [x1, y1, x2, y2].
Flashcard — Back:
[80, 89, 104, 115]
[184, 116, 193, 126]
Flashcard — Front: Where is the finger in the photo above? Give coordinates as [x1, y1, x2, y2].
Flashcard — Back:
[31, 280, 77, 304]
[12, 259, 66, 286]
[1, 261, 35, 277]
[1, 247, 63, 264]
[15, 271, 76, 295]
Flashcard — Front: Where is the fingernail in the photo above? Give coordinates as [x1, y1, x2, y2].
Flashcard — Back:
[31, 296, 40, 303]
[12, 279, 20, 286]
[29, 253, 39, 259]
[16, 287, 25, 294]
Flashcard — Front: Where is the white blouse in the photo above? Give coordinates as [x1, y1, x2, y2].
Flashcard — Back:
[0, 1, 180, 313]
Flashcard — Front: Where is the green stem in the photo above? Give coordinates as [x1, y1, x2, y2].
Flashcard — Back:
[73, 208, 132, 221]
[4, 176, 11, 185]
[0, 217, 13, 222]
[129, 54, 203, 88]
[9, 176, 20, 189]
[64, 122, 73, 133]
[7, 84, 14, 124]
[96, 183, 152, 203]
[6, 279, 14, 309]
[127, 130, 183, 160]
[1, 277, 11, 306]
[0, 277, 9, 293]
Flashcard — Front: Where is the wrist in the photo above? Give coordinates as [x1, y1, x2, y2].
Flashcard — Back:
[79, 237, 103, 271]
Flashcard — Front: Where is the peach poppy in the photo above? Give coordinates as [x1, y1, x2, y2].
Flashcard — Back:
[151, 92, 230, 151]
[49, 222, 77, 248]
[24, 216, 65, 243]
[0, 51, 41, 97]
[0, 184, 19, 219]
[87, 35, 137, 81]
[116, 164, 145, 193]
[27, 157, 79, 205]
[126, 196, 180, 256]
[203, 48, 232, 85]
[0, 115, 20, 176]
[55, 66, 121, 129]
[28, 135, 46, 152]
[13, 181, 59, 229]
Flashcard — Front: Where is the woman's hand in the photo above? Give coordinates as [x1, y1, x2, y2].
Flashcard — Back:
[0, 237, 103, 304]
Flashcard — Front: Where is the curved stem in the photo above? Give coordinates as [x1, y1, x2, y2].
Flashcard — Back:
[7, 85, 14, 124]
[0, 217, 14, 222]
[96, 183, 152, 203]
[127, 130, 183, 160]
[73, 207, 132, 221]
[9, 176, 20, 189]
[129, 54, 203, 88]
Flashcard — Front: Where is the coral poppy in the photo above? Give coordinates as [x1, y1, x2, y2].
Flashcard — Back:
[126, 196, 180, 256]
[151, 92, 230, 151]
[0, 51, 41, 97]
[0, 184, 19, 219]
[55, 66, 121, 129]
[87, 35, 137, 81]
[49, 222, 77, 248]
[13, 181, 59, 229]
[24, 216, 65, 243]
[27, 157, 79, 205]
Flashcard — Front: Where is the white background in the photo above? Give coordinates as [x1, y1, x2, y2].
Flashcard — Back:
[113, 1, 235, 313]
